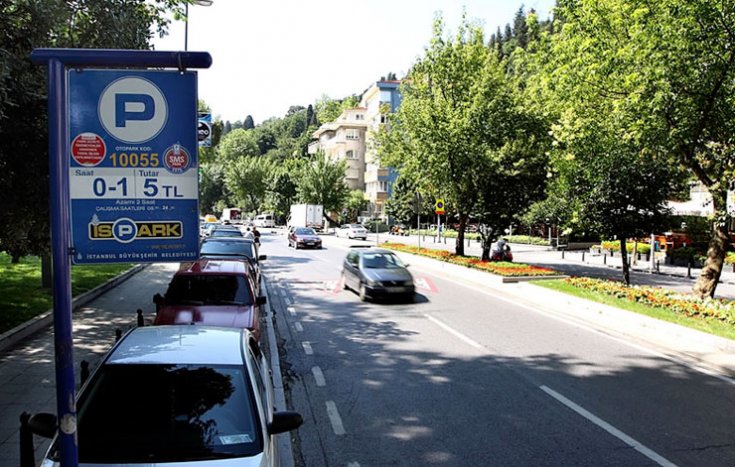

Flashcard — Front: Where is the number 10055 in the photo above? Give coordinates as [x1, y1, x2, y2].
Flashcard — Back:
[109, 152, 159, 167]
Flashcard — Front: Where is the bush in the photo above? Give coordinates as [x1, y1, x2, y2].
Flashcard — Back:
[505, 235, 550, 246]
[725, 252, 735, 265]
[600, 240, 651, 255]
[363, 220, 389, 233]
[669, 246, 706, 264]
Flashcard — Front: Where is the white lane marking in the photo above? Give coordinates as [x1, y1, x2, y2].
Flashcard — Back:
[347, 463, 361, 467]
[294, 322, 304, 332]
[279, 289, 287, 298]
[540, 385, 678, 467]
[287, 306, 296, 316]
[285, 297, 294, 305]
[326, 401, 346, 435]
[425, 314, 483, 350]
[420, 268, 735, 385]
[302, 341, 313, 355]
[312, 366, 326, 386]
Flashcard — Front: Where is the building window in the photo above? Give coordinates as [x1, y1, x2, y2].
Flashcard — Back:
[346, 129, 359, 140]
[355, 114, 364, 120]
[346, 150, 357, 159]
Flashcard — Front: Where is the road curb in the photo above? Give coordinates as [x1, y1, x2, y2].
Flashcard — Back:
[0, 264, 147, 354]
[262, 278, 296, 467]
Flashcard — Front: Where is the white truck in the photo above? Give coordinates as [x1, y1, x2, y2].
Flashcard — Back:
[288, 204, 324, 231]
[220, 207, 242, 224]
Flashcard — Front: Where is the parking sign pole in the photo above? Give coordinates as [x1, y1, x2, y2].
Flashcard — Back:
[47, 56, 79, 467]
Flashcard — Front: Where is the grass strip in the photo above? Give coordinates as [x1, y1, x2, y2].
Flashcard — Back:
[0, 253, 133, 334]
[533, 279, 735, 341]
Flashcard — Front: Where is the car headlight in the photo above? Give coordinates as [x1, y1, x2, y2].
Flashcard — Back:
[404, 279, 414, 287]
[365, 278, 378, 286]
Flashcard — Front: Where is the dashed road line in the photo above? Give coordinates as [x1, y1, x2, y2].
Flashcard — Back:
[287, 306, 296, 316]
[326, 401, 346, 435]
[540, 385, 677, 467]
[425, 314, 483, 350]
[312, 366, 326, 386]
[294, 322, 304, 332]
[302, 341, 314, 355]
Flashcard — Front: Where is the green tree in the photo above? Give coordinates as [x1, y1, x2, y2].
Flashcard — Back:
[218, 128, 260, 161]
[199, 162, 226, 215]
[224, 156, 276, 212]
[385, 177, 418, 225]
[264, 158, 303, 221]
[343, 190, 367, 224]
[550, 0, 735, 296]
[315, 94, 360, 125]
[296, 152, 349, 224]
[380, 15, 547, 256]
[243, 115, 255, 130]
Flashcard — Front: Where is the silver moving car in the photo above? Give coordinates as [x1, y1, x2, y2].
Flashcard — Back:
[35, 326, 302, 466]
[342, 247, 415, 302]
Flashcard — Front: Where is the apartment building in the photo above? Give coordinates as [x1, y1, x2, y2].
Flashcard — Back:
[308, 80, 402, 221]
[308, 108, 369, 191]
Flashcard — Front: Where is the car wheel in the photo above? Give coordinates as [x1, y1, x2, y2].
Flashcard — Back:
[359, 283, 368, 302]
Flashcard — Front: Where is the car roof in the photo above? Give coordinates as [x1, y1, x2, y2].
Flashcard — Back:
[202, 236, 254, 243]
[175, 259, 252, 276]
[108, 326, 247, 365]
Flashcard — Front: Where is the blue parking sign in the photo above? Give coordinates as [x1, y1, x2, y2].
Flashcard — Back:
[68, 69, 199, 264]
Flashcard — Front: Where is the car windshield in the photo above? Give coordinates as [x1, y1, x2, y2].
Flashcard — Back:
[295, 228, 316, 235]
[201, 241, 255, 259]
[349, 224, 364, 229]
[63, 363, 263, 463]
[362, 252, 404, 269]
[165, 275, 253, 306]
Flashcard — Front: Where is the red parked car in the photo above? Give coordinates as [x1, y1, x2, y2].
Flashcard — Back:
[153, 259, 266, 339]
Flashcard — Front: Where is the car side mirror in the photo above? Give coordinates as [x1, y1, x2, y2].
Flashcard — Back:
[268, 411, 303, 434]
[258, 254, 267, 261]
[27, 412, 57, 439]
[256, 296, 267, 306]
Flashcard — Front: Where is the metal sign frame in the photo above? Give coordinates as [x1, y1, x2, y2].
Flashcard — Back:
[30, 48, 212, 467]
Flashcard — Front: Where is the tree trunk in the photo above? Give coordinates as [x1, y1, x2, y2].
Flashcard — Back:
[693, 221, 728, 298]
[455, 212, 467, 256]
[479, 225, 492, 261]
[619, 237, 630, 286]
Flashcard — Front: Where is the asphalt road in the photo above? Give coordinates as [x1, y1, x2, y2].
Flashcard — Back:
[258, 230, 735, 467]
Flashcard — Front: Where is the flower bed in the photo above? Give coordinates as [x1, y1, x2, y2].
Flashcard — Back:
[382, 243, 559, 277]
[565, 277, 735, 326]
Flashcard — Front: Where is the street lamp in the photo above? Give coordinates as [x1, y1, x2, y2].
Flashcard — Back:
[184, 0, 213, 51]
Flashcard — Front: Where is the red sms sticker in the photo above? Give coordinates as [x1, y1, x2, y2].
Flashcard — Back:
[162, 144, 191, 174]
[71, 133, 106, 167]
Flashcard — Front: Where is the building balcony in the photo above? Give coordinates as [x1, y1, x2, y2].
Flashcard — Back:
[364, 167, 389, 183]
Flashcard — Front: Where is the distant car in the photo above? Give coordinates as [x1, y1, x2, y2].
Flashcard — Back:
[209, 225, 245, 238]
[200, 221, 220, 237]
[338, 223, 368, 240]
[153, 259, 266, 339]
[199, 237, 266, 291]
[35, 326, 302, 466]
[288, 227, 322, 249]
[342, 247, 415, 302]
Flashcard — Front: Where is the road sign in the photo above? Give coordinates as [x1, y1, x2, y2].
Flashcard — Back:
[198, 112, 212, 147]
[68, 69, 199, 264]
[435, 199, 445, 214]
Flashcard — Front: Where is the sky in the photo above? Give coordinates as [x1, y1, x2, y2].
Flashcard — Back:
[152, 0, 556, 125]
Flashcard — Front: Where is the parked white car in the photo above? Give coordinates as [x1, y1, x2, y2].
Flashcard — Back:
[338, 223, 369, 240]
[33, 326, 302, 466]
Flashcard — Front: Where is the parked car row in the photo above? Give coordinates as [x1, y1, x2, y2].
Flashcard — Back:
[28, 230, 303, 467]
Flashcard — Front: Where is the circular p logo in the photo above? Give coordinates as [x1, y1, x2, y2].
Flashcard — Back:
[99, 77, 168, 144]
[112, 218, 138, 244]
